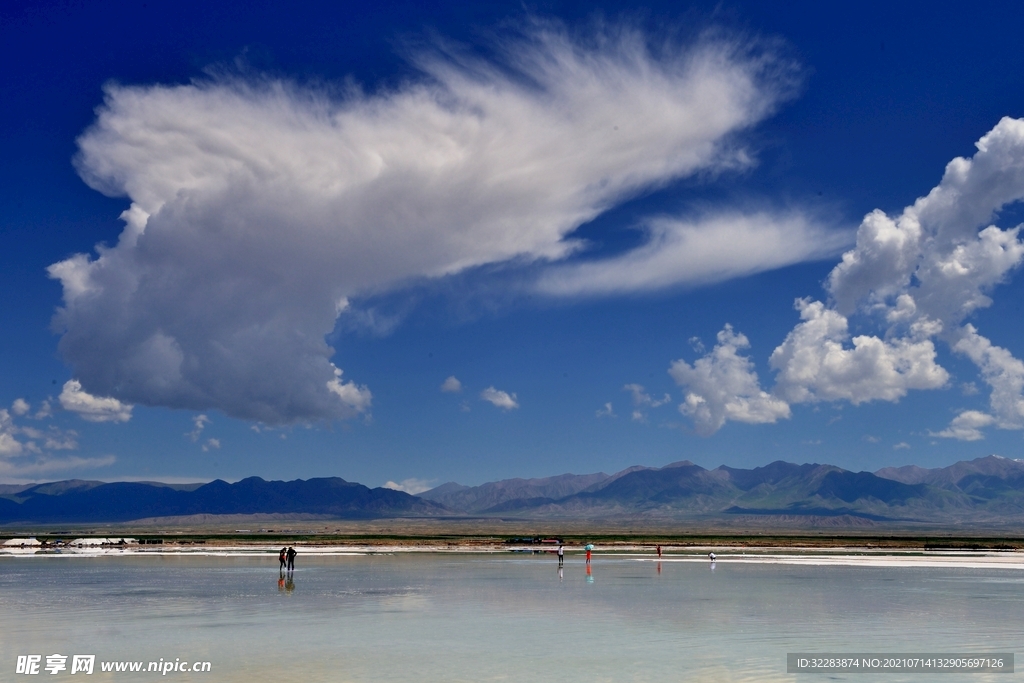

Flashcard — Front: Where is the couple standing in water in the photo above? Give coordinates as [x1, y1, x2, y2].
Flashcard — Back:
[278, 547, 297, 592]
[279, 546, 296, 572]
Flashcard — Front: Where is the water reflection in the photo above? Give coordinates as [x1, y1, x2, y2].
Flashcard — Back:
[278, 569, 295, 592]
[1, 555, 1022, 683]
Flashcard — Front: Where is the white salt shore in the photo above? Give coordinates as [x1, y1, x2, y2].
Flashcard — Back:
[1, 543, 1023, 569]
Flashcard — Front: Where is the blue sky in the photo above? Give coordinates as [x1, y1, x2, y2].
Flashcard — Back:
[3, 1, 1024, 489]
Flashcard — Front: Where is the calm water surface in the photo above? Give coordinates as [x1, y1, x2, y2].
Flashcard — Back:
[1, 554, 1021, 682]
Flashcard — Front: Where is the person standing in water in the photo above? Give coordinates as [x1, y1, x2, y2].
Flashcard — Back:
[585, 547, 592, 565]
[557, 544, 564, 567]
[656, 544, 662, 558]
[287, 546, 297, 571]
[279, 547, 287, 571]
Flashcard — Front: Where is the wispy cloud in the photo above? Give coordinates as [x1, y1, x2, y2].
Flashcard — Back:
[0, 406, 112, 483]
[537, 212, 847, 296]
[622, 383, 672, 423]
[0, 455, 116, 483]
[187, 414, 211, 442]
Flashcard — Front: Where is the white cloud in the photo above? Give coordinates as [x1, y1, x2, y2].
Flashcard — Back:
[893, 442, 911, 450]
[623, 383, 670, 422]
[952, 326, 1024, 429]
[382, 477, 435, 495]
[187, 414, 211, 442]
[50, 20, 797, 424]
[16, 424, 79, 452]
[536, 212, 848, 296]
[42, 430, 79, 451]
[0, 405, 102, 482]
[669, 325, 790, 436]
[931, 410, 997, 441]
[624, 383, 671, 408]
[441, 376, 463, 393]
[595, 402, 615, 418]
[823, 117, 1024, 430]
[188, 413, 222, 450]
[769, 299, 948, 405]
[480, 387, 519, 410]
[11, 399, 30, 417]
[0, 410, 23, 456]
[58, 380, 133, 423]
[33, 400, 52, 419]
[325, 365, 372, 415]
[673, 117, 1024, 435]
[0, 409, 79, 456]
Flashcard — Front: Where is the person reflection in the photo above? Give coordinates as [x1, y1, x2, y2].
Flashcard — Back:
[278, 571, 285, 592]
[558, 566, 563, 582]
[709, 561, 716, 573]
[585, 564, 593, 584]
[285, 574, 295, 592]
[656, 562, 662, 575]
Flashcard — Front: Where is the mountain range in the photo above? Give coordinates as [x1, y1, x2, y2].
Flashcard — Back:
[2, 456, 1024, 526]
[418, 455, 1024, 525]
[0, 477, 444, 523]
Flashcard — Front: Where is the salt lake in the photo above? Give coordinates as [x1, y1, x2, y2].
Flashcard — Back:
[1, 550, 1021, 682]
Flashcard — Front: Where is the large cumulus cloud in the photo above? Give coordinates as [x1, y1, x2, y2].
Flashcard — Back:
[51, 21, 809, 424]
[672, 117, 1024, 439]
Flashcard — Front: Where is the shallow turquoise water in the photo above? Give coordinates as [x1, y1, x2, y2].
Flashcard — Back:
[0, 554, 1020, 682]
